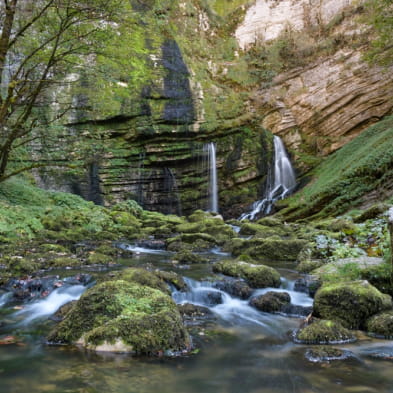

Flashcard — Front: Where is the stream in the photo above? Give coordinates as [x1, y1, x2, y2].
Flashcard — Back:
[1, 246, 393, 393]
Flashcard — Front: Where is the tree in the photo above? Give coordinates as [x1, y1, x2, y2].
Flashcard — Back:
[0, 0, 133, 182]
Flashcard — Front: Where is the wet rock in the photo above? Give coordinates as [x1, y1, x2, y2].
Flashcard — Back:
[178, 303, 213, 317]
[110, 268, 170, 294]
[294, 319, 357, 345]
[154, 270, 188, 291]
[213, 259, 281, 288]
[305, 346, 355, 363]
[213, 278, 253, 300]
[172, 250, 209, 264]
[296, 259, 325, 274]
[250, 291, 290, 313]
[313, 280, 392, 329]
[293, 277, 321, 297]
[48, 280, 190, 355]
[136, 239, 166, 250]
[366, 311, 393, 339]
[281, 304, 313, 317]
[51, 301, 77, 322]
[362, 346, 393, 360]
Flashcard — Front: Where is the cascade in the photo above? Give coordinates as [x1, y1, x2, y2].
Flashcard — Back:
[240, 135, 296, 220]
[203, 142, 219, 213]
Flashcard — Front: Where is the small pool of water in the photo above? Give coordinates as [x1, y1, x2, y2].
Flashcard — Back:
[1, 244, 393, 393]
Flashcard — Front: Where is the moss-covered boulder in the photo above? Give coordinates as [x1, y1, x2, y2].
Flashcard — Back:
[295, 320, 357, 344]
[230, 237, 308, 262]
[297, 259, 325, 274]
[111, 268, 170, 294]
[48, 280, 190, 354]
[154, 270, 188, 291]
[213, 260, 281, 288]
[250, 291, 290, 313]
[239, 223, 284, 238]
[366, 311, 393, 339]
[172, 250, 209, 264]
[313, 281, 392, 329]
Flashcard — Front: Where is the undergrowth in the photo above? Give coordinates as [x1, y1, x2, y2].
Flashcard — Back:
[280, 116, 393, 220]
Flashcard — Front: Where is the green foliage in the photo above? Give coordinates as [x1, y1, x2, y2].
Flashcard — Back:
[282, 116, 393, 219]
[363, 0, 393, 66]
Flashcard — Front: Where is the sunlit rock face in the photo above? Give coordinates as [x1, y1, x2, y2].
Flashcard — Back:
[235, 0, 356, 48]
[255, 49, 393, 154]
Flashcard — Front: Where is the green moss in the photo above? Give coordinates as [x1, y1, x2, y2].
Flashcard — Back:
[314, 280, 392, 329]
[48, 280, 190, 354]
[296, 320, 356, 344]
[281, 116, 393, 220]
[213, 259, 281, 288]
[366, 311, 393, 339]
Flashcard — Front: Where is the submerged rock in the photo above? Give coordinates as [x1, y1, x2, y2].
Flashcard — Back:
[293, 276, 321, 297]
[213, 260, 281, 288]
[295, 319, 357, 345]
[47, 280, 190, 355]
[305, 346, 355, 363]
[366, 311, 393, 339]
[313, 280, 392, 329]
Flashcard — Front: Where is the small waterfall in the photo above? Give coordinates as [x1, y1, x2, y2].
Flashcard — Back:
[163, 168, 182, 216]
[203, 142, 219, 213]
[240, 136, 296, 221]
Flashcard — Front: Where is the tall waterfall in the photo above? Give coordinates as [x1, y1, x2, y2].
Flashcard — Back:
[240, 136, 296, 220]
[204, 142, 219, 213]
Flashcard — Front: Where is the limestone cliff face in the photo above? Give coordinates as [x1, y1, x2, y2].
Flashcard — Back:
[256, 49, 393, 155]
[37, 0, 393, 217]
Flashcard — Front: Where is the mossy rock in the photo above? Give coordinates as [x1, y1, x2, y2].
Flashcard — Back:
[48, 280, 190, 355]
[353, 203, 390, 223]
[86, 252, 114, 265]
[213, 260, 281, 288]
[39, 243, 69, 253]
[188, 210, 215, 223]
[366, 311, 393, 339]
[110, 211, 141, 228]
[249, 291, 290, 313]
[239, 223, 284, 238]
[154, 270, 188, 291]
[256, 217, 284, 227]
[231, 238, 308, 262]
[173, 250, 209, 264]
[295, 320, 357, 345]
[297, 259, 325, 273]
[313, 281, 392, 329]
[305, 346, 355, 362]
[50, 257, 81, 268]
[111, 268, 170, 295]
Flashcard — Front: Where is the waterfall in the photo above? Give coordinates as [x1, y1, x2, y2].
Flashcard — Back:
[204, 142, 219, 213]
[240, 136, 296, 221]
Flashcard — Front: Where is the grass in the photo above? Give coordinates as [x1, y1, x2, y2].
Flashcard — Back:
[280, 116, 393, 220]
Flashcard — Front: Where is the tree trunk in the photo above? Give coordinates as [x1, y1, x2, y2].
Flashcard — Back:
[389, 207, 393, 286]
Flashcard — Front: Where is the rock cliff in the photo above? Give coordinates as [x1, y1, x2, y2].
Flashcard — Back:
[36, 0, 393, 218]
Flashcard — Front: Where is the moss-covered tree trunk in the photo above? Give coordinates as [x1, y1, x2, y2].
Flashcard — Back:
[389, 207, 393, 285]
[388, 207, 393, 287]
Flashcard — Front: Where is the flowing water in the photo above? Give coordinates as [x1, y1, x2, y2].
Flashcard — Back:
[1, 246, 393, 393]
[204, 142, 219, 213]
[240, 136, 297, 221]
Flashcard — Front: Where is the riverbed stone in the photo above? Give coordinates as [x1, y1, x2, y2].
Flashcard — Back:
[304, 346, 355, 362]
[250, 291, 290, 312]
[47, 280, 190, 355]
[213, 278, 253, 299]
[213, 259, 281, 288]
[313, 280, 392, 329]
[295, 320, 357, 344]
[366, 311, 393, 339]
